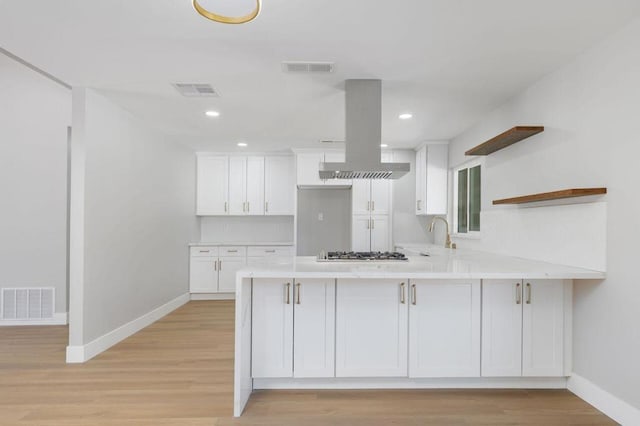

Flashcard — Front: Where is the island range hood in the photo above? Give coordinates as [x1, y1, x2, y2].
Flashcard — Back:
[319, 79, 410, 179]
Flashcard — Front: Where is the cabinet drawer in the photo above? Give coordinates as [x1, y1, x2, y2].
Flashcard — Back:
[219, 246, 247, 257]
[190, 246, 219, 257]
[248, 246, 293, 257]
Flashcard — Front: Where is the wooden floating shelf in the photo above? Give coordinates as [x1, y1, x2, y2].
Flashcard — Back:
[465, 126, 544, 156]
[493, 188, 607, 205]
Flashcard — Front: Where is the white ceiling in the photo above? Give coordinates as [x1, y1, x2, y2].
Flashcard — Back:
[1, 0, 640, 152]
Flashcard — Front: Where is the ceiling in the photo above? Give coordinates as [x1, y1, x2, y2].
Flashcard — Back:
[1, 0, 640, 152]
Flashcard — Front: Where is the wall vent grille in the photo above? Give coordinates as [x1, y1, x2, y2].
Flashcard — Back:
[282, 61, 335, 73]
[172, 83, 219, 97]
[1, 288, 54, 320]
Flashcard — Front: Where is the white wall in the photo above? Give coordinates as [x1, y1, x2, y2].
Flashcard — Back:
[71, 88, 197, 344]
[448, 18, 640, 412]
[0, 53, 70, 314]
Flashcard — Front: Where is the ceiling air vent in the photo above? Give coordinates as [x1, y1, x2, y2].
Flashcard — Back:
[172, 83, 219, 97]
[282, 61, 334, 73]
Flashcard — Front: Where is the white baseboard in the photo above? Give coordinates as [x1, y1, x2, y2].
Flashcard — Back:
[0, 312, 67, 326]
[568, 373, 640, 426]
[65, 293, 189, 363]
[254, 377, 568, 390]
[191, 293, 235, 300]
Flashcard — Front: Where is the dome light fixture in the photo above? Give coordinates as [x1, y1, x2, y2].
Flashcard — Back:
[192, 0, 262, 24]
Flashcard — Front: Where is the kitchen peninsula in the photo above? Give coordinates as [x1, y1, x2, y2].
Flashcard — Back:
[233, 248, 605, 416]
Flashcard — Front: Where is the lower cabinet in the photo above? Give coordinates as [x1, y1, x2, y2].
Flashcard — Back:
[335, 279, 408, 377]
[251, 278, 335, 378]
[409, 279, 481, 378]
[217, 257, 246, 292]
[481, 279, 566, 377]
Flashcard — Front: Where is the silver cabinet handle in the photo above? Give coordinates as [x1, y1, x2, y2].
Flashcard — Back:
[366, 219, 370, 230]
[242, 202, 246, 213]
[400, 282, 406, 304]
[367, 201, 371, 211]
[224, 201, 228, 212]
[516, 283, 522, 304]
[219, 260, 222, 270]
[199, 250, 210, 253]
[285, 282, 291, 304]
[411, 284, 417, 305]
[247, 201, 250, 212]
[265, 249, 276, 253]
[227, 249, 238, 253]
[265, 201, 269, 213]
[372, 201, 375, 211]
[526, 283, 532, 304]
[417, 200, 421, 211]
[296, 282, 301, 304]
[214, 260, 217, 271]
[371, 219, 375, 229]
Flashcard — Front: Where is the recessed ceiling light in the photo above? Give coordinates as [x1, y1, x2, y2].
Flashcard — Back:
[205, 110, 220, 117]
[398, 113, 413, 120]
[380, 144, 388, 148]
[237, 142, 248, 147]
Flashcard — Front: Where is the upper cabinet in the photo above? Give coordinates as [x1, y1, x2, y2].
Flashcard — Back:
[264, 156, 295, 215]
[296, 151, 352, 187]
[415, 144, 448, 216]
[197, 154, 293, 216]
[197, 156, 229, 215]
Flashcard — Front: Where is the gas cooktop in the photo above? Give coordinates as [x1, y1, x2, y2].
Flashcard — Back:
[317, 251, 408, 262]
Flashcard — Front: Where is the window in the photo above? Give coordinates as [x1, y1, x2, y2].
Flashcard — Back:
[453, 160, 481, 235]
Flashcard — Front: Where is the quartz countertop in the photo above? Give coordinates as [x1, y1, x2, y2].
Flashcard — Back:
[237, 248, 605, 280]
[189, 242, 294, 247]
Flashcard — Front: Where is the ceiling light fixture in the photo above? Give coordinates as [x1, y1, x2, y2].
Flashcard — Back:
[399, 113, 413, 120]
[237, 142, 248, 147]
[380, 144, 388, 148]
[205, 110, 220, 117]
[192, 0, 261, 24]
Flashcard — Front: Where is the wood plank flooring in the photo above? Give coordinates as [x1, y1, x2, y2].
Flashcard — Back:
[0, 301, 616, 425]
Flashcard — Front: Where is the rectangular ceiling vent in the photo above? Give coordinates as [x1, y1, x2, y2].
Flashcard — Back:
[1, 288, 54, 320]
[282, 61, 334, 73]
[172, 83, 219, 97]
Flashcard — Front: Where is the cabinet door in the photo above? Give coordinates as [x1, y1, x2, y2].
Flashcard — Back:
[189, 256, 218, 293]
[409, 280, 481, 377]
[265, 156, 294, 215]
[246, 156, 265, 215]
[351, 215, 371, 252]
[293, 279, 336, 378]
[370, 179, 391, 215]
[424, 144, 448, 215]
[217, 256, 247, 292]
[481, 280, 523, 377]
[370, 215, 390, 252]
[228, 157, 247, 215]
[335, 279, 408, 377]
[296, 153, 324, 186]
[351, 180, 371, 215]
[522, 280, 564, 377]
[415, 147, 426, 215]
[196, 156, 228, 215]
[252, 279, 294, 378]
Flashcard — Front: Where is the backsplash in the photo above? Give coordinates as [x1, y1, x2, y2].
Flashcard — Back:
[200, 216, 295, 243]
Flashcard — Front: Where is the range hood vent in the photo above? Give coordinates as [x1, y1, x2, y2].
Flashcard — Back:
[319, 79, 410, 180]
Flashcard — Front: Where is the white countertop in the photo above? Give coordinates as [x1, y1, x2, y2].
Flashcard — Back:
[189, 242, 294, 247]
[237, 248, 605, 280]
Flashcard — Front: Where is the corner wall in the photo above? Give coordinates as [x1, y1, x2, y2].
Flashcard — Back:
[0, 52, 70, 316]
[448, 17, 640, 420]
[69, 88, 198, 354]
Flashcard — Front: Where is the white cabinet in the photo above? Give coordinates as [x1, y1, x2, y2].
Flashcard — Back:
[264, 156, 294, 215]
[335, 279, 408, 377]
[352, 179, 391, 215]
[189, 246, 246, 293]
[229, 156, 264, 215]
[409, 279, 481, 378]
[352, 215, 389, 252]
[323, 151, 351, 186]
[196, 156, 229, 215]
[482, 279, 566, 377]
[252, 278, 335, 378]
[415, 144, 448, 215]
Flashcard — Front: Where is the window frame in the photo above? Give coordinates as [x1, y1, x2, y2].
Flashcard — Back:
[452, 158, 483, 239]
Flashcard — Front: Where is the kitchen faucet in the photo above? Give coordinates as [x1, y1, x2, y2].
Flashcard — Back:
[428, 217, 456, 249]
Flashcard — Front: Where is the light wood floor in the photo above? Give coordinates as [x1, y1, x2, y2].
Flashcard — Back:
[0, 301, 616, 425]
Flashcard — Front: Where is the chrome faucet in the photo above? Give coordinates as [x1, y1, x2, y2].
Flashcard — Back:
[428, 217, 456, 249]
